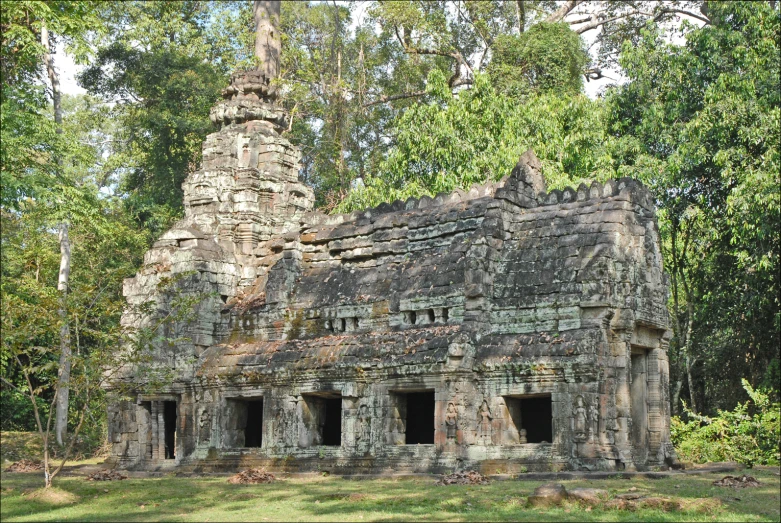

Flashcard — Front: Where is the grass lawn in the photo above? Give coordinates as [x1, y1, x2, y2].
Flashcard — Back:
[1, 465, 779, 522]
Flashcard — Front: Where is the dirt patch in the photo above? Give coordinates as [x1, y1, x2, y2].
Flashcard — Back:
[713, 475, 761, 488]
[86, 470, 127, 481]
[681, 497, 723, 514]
[437, 470, 490, 486]
[24, 487, 78, 505]
[5, 459, 43, 472]
[227, 468, 276, 484]
[638, 497, 681, 511]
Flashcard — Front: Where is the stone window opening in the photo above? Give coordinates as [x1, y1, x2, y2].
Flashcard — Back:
[441, 308, 449, 322]
[225, 397, 264, 448]
[504, 395, 552, 444]
[403, 310, 417, 325]
[301, 393, 342, 447]
[392, 391, 435, 444]
[244, 399, 264, 447]
[326, 317, 359, 333]
[426, 309, 436, 323]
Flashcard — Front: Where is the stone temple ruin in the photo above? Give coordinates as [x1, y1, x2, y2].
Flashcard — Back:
[107, 70, 679, 474]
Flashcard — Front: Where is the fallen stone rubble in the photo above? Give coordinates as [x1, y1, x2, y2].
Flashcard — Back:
[227, 468, 276, 484]
[712, 475, 761, 488]
[4, 459, 43, 472]
[437, 470, 490, 485]
[86, 469, 127, 481]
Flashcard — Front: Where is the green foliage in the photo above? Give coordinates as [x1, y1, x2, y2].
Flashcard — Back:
[671, 380, 781, 467]
[0, 389, 49, 432]
[607, 1, 780, 411]
[0, 1, 101, 86]
[78, 1, 254, 228]
[488, 23, 588, 97]
[337, 72, 614, 212]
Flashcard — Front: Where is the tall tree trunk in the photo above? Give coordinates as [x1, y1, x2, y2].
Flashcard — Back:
[516, 0, 526, 33]
[55, 223, 72, 446]
[683, 296, 697, 414]
[254, 0, 281, 79]
[42, 23, 71, 446]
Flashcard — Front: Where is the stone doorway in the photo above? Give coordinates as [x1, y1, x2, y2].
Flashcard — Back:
[141, 399, 178, 461]
[630, 348, 649, 464]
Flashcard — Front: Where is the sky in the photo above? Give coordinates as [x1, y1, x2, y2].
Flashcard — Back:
[56, 41, 86, 96]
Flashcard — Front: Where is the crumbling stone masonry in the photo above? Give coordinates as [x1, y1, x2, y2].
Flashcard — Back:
[107, 70, 679, 474]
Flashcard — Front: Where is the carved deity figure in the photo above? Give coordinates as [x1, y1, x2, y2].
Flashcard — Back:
[274, 407, 287, 446]
[198, 407, 211, 444]
[588, 402, 599, 443]
[445, 403, 458, 441]
[356, 404, 371, 447]
[519, 428, 528, 444]
[477, 400, 493, 444]
[573, 395, 587, 441]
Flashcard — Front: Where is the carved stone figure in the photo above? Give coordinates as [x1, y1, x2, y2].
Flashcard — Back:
[519, 428, 528, 444]
[274, 407, 287, 446]
[198, 407, 211, 444]
[477, 400, 493, 444]
[356, 404, 371, 448]
[445, 402, 458, 441]
[588, 402, 599, 443]
[573, 395, 587, 442]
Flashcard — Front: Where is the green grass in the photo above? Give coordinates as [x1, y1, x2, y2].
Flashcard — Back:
[1, 431, 105, 466]
[1, 466, 779, 522]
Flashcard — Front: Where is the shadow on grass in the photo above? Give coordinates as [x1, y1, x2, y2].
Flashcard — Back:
[1, 467, 779, 522]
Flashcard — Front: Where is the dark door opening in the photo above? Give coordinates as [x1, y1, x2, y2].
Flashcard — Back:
[505, 395, 552, 443]
[404, 391, 435, 444]
[244, 400, 264, 448]
[163, 401, 177, 459]
[322, 398, 342, 446]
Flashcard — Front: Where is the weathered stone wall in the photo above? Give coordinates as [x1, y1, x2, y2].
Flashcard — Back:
[107, 71, 677, 474]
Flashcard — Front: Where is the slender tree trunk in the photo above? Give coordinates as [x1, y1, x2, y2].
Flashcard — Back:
[516, 0, 526, 33]
[42, 23, 71, 446]
[254, 0, 281, 79]
[55, 222, 72, 446]
[41, 24, 62, 128]
[683, 297, 697, 413]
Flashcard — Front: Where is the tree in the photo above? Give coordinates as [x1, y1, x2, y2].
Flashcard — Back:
[254, 0, 280, 79]
[367, 1, 712, 101]
[78, 1, 255, 231]
[1, 0, 105, 446]
[606, 1, 780, 412]
[336, 70, 616, 212]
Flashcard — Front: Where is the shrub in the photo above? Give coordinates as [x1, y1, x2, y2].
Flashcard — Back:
[671, 379, 780, 467]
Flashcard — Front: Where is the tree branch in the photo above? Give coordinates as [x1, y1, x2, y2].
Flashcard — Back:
[545, 0, 583, 23]
[392, 24, 473, 87]
[573, 11, 654, 34]
[655, 8, 710, 25]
